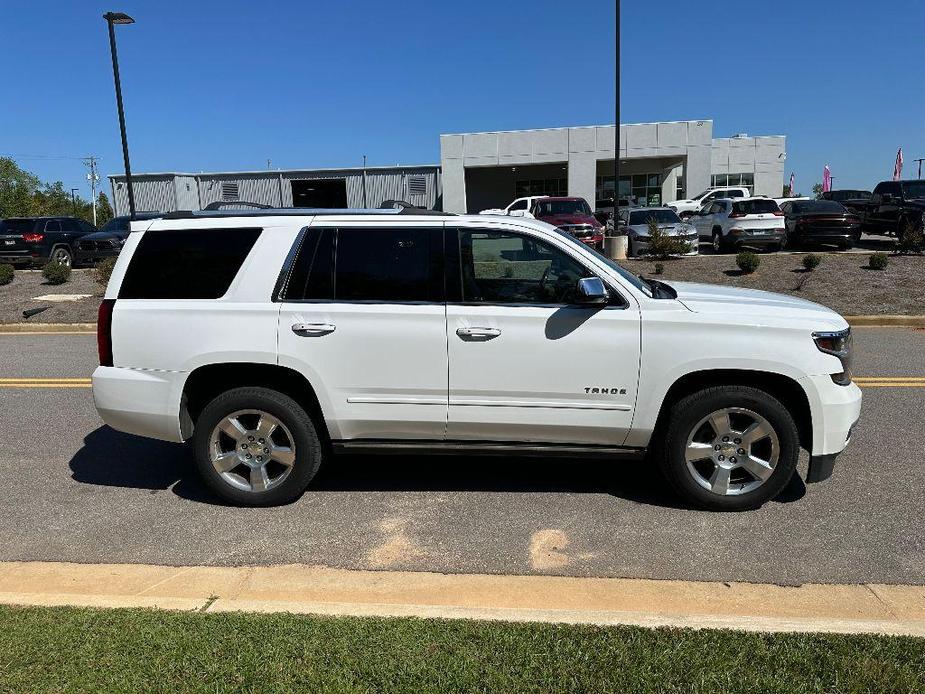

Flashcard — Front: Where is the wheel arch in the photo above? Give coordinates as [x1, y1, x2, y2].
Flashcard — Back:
[181, 362, 329, 445]
[651, 369, 813, 453]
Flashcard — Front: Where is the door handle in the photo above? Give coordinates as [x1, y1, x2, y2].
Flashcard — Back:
[292, 323, 336, 337]
[456, 327, 501, 341]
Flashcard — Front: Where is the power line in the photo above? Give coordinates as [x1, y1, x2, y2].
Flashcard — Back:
[0, 153, 95, 161]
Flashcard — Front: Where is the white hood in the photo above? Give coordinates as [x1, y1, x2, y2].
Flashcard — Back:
[667, 281, 848, 330]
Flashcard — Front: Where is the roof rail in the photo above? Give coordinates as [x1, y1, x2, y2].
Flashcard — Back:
[203, 200, 273, 211]
[156, 207, 453, 222]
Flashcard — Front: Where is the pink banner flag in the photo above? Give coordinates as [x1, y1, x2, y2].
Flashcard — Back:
[893, 148, 904, 181]
[822, 165, 832, 193]
[789, 172, 795, 196]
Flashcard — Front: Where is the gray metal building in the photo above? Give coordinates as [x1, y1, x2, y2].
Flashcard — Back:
[109, 164, 441, 215]
[109, 120, 785, 215]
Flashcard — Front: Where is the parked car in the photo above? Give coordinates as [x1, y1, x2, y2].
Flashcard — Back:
[668, 187, 751, 217]
[690, 197, 786, 252]
[616, 206, 699, 257]
[820, 190, 871, 216]
[0, 216, 97, 267]
[773, 196, 812, 208]
[479, 196, 547, 217]
[92, 207, 860, 511]
[74, 212, 161, 266]
[779, 200, 861, 249]
[855, 180, 925, 240]
[532, 197, 605, 250]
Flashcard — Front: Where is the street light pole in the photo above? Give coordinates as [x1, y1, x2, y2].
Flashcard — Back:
[104, 12, 136, 220]
[914, 158, 925, 179]
[614, 0, 620, 208]
[70, 188, 79, 216]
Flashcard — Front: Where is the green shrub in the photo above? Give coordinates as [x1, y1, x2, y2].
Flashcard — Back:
[93, 257, 118, 287]
[42, 261, 71, 285]
[653, 262, 664, 275]
[868, 252, 889, 270]
[0, 264, 13, 286]
[643, 216, 692, 259]
[802, 254, 822, 271]
[897, 217, 925, 254]
[736, 251, 760, 274]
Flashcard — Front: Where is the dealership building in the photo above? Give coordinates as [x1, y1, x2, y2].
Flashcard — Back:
[110, 119, 785, 215]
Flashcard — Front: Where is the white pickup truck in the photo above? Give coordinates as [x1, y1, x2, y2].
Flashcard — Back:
[669, 187, 751, 216]
[92, 208, 861, 510]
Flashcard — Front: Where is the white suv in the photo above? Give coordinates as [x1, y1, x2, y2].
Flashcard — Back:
[669, 187, 751, 216]
[92, 208, 861, 510]
[691, 197, 786, 252]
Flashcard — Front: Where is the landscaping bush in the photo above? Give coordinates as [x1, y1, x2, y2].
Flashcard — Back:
[643, 217, 692, 259]
[868, 252, 889, 270]
[93, 257, 118, 287]
[736, 251, 760, 274]
[42, 261, 71, 285]
[653, 262, 664, 275]
[802, 254, 822, 271]
[0, 264, 13, 286]
[897, 217, 925, 255]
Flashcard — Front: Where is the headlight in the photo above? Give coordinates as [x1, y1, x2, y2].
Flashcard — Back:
[813, 328, 852, 385]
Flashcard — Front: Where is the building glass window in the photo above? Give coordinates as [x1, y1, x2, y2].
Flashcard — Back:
[711, 173, 755, 195]
[596, 173, 661, 206]
[515, 178, 567, 198]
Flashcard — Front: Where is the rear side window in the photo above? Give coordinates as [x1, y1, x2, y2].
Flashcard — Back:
[727, 189, 746, 198]
[732, 199, 779, 215]
[119, 228, 261, 299]
[282, 227, 442, 302]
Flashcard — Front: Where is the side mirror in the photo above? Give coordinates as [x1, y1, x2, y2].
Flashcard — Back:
[508, 209, 527, 217]
[576, 277, 609, 305]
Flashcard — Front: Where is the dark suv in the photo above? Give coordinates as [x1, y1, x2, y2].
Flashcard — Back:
[74, 213, 161, 266]
[0, 217, 97, 267]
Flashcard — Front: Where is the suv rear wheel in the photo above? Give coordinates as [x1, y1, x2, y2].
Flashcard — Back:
[657, 386, 800, 511]
[712, 230, 726, 254]
[50, 245, 73, 267]
[193, 387, 322, 506]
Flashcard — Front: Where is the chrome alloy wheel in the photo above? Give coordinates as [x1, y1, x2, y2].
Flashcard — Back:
[209, 410, 296, 493]
[684, 407, 779, 496]
[51, 247, 72, 266]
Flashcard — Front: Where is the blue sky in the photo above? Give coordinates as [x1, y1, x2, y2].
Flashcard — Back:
[1, 0, 921, 198]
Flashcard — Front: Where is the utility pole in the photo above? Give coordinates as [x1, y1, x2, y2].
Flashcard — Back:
[914, 158, 925, 179]
[614, 0, 620, 207]
[83, 156, 101, 226]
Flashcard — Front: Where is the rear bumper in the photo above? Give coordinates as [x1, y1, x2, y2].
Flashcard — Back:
[92, 366, 186, 443]
[729, 230, 785, 246]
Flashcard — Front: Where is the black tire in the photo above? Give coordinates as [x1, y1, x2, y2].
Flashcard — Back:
[656, 386, 800, 511]
[193, 387, 322, 506]
[49, 245, 73, 267]
[711, 230, 727, 254]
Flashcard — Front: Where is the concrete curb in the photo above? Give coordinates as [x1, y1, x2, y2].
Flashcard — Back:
[1, 317, 925, 333]
[0, 323, 96, 334]
[0, 562, 923, 636]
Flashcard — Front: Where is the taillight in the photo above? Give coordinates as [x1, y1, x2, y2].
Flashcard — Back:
[97, 299, 115, 367]
[22, 233, 44, 242]
[772, 210, 784, 216]
[728, 212, 746, 218]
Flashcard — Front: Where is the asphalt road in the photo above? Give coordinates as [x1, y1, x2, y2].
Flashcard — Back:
[1, 328, 923, 585]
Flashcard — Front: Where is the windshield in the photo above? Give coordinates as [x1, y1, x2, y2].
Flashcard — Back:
[1, 219, 37, 234]
[901, 181, 925, 199]
[552, 228, 652, 297]
[100, 216, 130, 233]
[628, 209, 681, 225]
[535, 199, 592, 216]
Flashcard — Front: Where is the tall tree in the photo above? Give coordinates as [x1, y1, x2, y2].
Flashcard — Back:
[95, 192, 114, 227]
[0, 157, 42, 217]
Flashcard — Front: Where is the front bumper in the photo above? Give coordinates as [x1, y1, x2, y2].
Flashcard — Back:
[75, 248, 120, 266]
[799, 374, 862, 483]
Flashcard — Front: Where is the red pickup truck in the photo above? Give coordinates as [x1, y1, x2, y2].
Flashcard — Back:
[531, 197, 605, 250]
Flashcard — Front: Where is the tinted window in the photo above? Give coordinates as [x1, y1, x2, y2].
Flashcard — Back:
[44, 220, 61, 232]
[119, 228, 261, 299]
[793, 201, 846, 214]
[282, 228, 334, 300]
[2, 219, 37, 234]
[456, 230, 594, 304]
[732, 199, 780, 215]
[335, 228, 440, 302]
[59, 218, 81, 232]
[727, 189, 746, 198]
[100, 216, 130, 233]
[508, 199, 528, 211]
[534, 199, 592, 216]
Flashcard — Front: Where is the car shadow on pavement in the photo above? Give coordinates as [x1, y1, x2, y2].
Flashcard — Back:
[69, 425, 807, 509]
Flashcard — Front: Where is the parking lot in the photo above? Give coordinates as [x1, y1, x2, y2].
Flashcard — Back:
[0, 327, 923, 586]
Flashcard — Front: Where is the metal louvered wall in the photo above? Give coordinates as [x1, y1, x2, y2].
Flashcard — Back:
[110, 165, 442, 215]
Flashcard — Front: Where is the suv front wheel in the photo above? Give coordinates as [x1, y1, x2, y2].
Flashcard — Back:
[658, 386, 800, 511]
[193, 387, 322, 506]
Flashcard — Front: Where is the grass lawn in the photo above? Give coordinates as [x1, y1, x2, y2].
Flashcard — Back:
[1, 605, 923, 693]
